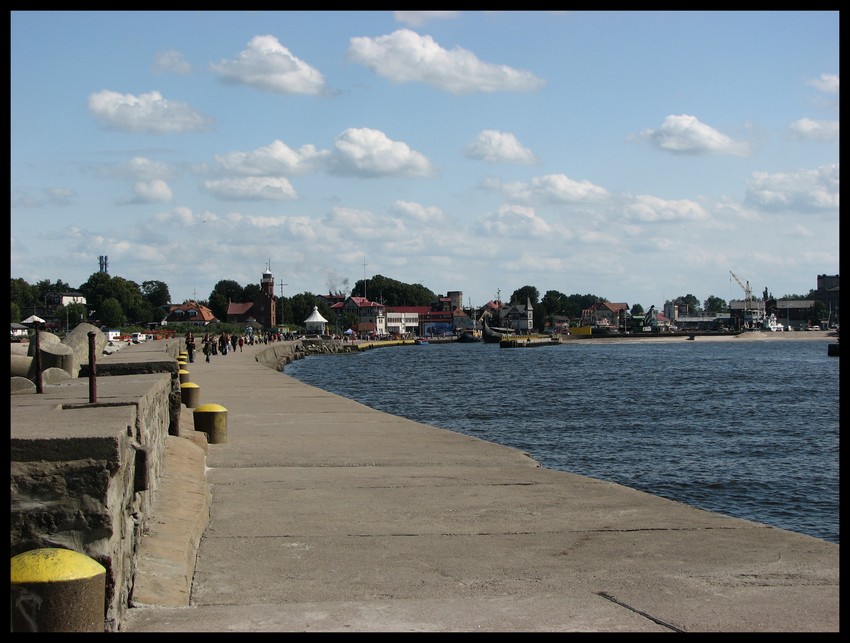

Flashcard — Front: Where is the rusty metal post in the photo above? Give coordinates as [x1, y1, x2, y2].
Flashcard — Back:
[34, 323, 43, 394]
[87, 331, 97, 403]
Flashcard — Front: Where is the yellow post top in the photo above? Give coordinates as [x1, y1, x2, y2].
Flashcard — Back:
[178, 369, 190, 374]
[11, 548, 105, 583]
[194, 403, 227, 413]
[180, 382, 199, 389]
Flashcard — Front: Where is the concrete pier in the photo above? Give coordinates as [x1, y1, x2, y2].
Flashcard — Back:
[121, 340, 838, 632]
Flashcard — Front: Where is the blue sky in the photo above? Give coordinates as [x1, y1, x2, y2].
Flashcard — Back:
[10, 11, 839, 310]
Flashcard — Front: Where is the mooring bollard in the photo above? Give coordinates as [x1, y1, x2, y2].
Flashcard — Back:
[193, 403, 228, 444]
[10, 548, 106, 632]
[180, 382, 200, 408]
[178, 368, 190, 384]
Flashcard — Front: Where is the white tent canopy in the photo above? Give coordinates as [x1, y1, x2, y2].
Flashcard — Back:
[21, 315, 45, 324]
[303, 306, 329, 334]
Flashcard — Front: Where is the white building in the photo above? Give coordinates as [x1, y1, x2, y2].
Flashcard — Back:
[385, 310, 420, 336]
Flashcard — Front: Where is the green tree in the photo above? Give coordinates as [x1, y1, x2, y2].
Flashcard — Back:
[703, 295, 726, 313]
[288, 292, 324, 330]
[565, 294, 604, 320]
[510, 285, 539, 307]
[141, 280, 171, 308]
[99, 298, 126, 327]
[11, 301, 21, 323]
[243, 283, 261, 302]
[352, 275, 436, 306]
[10, 278, 36, 313]
[538, 290, 570, 332]
[540, 290, 568, 315]
[675, 294, 701, 315]
[57, 303, 88, 331]
[110, 276, 148, 325]
[208, 280, 244, 321]
[809, 301, 828, 325]
[79, 272, 116, 314]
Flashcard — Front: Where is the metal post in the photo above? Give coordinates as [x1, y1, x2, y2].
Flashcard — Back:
[34, 324, 43, 394]
[87, 331, 97, 403]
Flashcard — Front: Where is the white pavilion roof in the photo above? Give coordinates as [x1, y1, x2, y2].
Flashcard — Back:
[304, 305, 328, 324]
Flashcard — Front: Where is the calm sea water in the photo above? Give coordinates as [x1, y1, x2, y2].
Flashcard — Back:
[283, 338, 839, 544]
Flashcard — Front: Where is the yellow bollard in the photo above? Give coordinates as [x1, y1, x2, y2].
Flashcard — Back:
[178, 368, 190, 384]
[11, 548, 106, 632]
[193, 403, 228, 444]
[180, 382, 200, 408]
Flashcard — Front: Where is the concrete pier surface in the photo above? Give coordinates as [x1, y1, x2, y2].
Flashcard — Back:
[121, 338, 838, 632]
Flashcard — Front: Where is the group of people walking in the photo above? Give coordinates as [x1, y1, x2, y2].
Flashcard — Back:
[184, 331, 244, 363]
[185, 329, 289, 363]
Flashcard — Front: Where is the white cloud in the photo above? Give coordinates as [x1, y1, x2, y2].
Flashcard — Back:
[348, 29, 545, 94]
[152, 206, 198, 226]
[621, 194, 710, 223]
[393, 11, 459, 26]
[202, 176, 298, 201]
[213, 140, 330, 176]
[806, 73, 839, 95]
[330, 128, 433, 177]
[496, 174, 609, 203]
[477, 203, 553, 238]
[11, 187, 77, 209]
[153, 50, 192, 75]
[465, 130, 537, 164]
[129, 179, 173, 204]
[636, 114, 750, 157]
[97, 157, 174, 181]
[744, 164, 839, 212]
[87, 90, 213, 133]
[211, 35, 326, 95]
[45, 188, 76, 206]
[390, 200, 447, 225]
[789, 118, 839, 142]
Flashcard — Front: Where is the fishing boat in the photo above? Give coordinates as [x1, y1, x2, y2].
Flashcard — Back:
[457, 330, 481, 343]
[414, 338, 430, 345]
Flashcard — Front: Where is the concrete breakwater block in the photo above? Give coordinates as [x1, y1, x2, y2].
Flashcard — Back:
[11, 354, 33, 378]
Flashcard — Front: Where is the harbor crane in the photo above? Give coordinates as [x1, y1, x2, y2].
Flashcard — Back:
[729, 271, 752, 310]
[730, 270, 754, 328]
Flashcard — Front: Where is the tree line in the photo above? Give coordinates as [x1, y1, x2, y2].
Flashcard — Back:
[10, 271, 821, 334]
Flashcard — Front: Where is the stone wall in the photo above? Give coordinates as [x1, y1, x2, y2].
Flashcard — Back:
[10, 339, 182, 632]
[253, 338, 358, 371]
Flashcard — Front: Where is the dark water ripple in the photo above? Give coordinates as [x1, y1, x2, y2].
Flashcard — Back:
[284, 339, 839, 544]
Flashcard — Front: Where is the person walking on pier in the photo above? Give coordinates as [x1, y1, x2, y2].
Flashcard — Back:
[185, 331, 196, 363]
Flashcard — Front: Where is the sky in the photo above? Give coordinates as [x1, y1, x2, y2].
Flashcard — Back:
[10, 10, 839, 311]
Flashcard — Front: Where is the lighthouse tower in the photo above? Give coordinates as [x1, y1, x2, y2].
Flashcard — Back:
[255, 262, 276, 329]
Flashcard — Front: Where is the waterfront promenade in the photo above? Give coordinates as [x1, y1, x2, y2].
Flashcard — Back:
[121, 336, 839, 632]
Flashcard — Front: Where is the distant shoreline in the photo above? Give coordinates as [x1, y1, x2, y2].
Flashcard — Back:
[563, 329, 837, 344]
